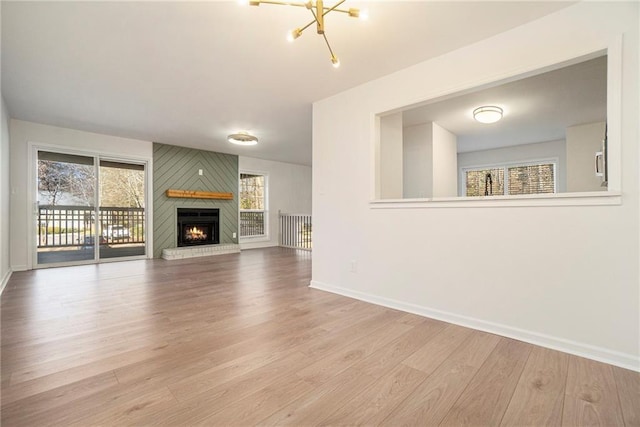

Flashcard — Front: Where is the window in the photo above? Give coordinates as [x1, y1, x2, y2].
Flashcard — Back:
[239, 173, 267, 237]
[508, 164, 556, 195]
[463, 161, 556, 197]
[465, 168, 505, 197]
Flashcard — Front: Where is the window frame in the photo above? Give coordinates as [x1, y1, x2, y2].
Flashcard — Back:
[460, 158, 558, 197]
[239, 171, 269, 240]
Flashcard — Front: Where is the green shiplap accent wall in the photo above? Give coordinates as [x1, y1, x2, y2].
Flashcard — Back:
[153, 143, 238, 258]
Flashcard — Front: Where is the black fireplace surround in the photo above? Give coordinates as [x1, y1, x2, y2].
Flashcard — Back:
[177, 208, 220, 247]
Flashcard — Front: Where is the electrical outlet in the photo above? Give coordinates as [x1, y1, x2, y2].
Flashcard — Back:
[198, 169, 203, 176]
[350, 260, 357, 273]
[233, 232, 237, 238]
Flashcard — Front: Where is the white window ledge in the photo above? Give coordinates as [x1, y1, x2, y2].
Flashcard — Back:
[370, 191, 622, 209]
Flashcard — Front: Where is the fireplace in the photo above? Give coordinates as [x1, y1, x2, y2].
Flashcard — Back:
[177, 208, 219, 247]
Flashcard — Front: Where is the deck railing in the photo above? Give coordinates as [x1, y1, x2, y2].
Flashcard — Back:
[279, 212, 312, 251]
[39, 206, 307, 250]
[240, 211, 265, 237]
[38, 205, 145, 248]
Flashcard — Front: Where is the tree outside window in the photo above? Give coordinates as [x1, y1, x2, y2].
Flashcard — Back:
[464, 162, 556, 197]
[240, 173, 266, 237]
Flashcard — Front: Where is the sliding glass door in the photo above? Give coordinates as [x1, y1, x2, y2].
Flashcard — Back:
[37, 151, 96, 265]
[98, 160, 146, 259]
[36, 149, 147, 267]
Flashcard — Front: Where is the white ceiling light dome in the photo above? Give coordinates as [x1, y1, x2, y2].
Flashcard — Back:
[227, 131, 258, 146]
[473, 105, 503, 124]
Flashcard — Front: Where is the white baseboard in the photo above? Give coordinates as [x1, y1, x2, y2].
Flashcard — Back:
[310, 280, 640, 373]
[0, 268, 12, 296]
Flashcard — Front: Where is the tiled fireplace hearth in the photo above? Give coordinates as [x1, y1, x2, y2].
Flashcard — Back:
[161, 243, 240, 260]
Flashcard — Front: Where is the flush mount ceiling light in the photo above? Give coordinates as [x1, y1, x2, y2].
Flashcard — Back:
[473, 106, 503, 124]
[228, 131, 258, 146]
[239, 0, 367, 68]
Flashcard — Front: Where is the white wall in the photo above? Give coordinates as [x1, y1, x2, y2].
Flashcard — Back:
[0, 97, 11, 293]
[239, 156, 311, 250]
[401, 121, 457, 199]
[9, 119, 153, 270]
[566, 121, 607, 192]
[458, 139, 567, 194]
[431, 122, 457, 197]
[403, 123, 432, 198]
[312, 2, 639, 370]
[378, 113, 403, 199]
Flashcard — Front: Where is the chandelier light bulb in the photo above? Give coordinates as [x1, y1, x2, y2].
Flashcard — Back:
[331, 55, 340, 68]
[287, 28, 302, 42]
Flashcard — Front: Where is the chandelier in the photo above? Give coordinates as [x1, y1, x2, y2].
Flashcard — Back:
[240, 0, 367, 68]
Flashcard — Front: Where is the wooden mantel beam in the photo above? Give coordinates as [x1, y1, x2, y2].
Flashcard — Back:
[165, 189, 233, 200]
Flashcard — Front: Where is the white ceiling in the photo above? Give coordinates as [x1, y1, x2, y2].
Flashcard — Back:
[1, 1, 574, 165]
[402, 54, 607, 152]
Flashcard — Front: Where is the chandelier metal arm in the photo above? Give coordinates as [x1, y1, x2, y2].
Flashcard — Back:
[251, 1, 307, 7]
[298, 19, 316, 33]
[321, 32, 337, 61]
[250, 0, 353, 16]
[310, 5, 338, 66]
[320, 0, 346, 17]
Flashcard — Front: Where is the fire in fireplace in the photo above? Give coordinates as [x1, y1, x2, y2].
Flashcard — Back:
[177, 208, 219, 247]
[185, 225, 207, 241]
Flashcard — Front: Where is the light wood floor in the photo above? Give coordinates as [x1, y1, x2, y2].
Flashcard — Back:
[1, 248, 638, 426]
